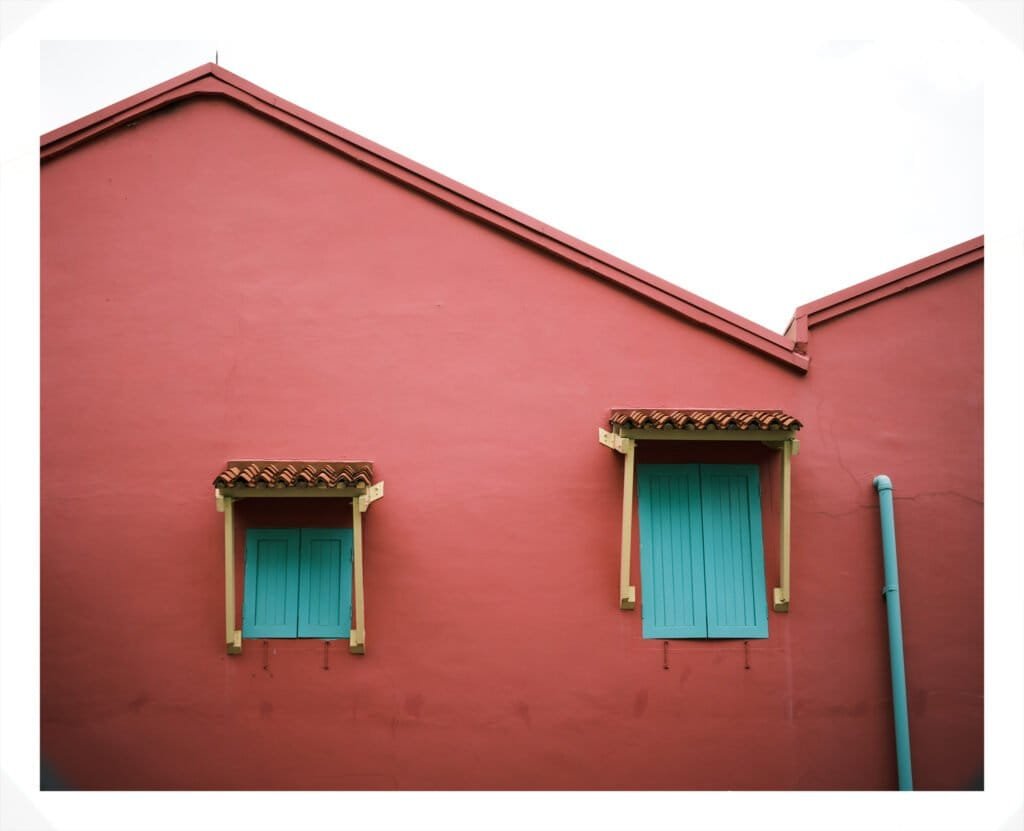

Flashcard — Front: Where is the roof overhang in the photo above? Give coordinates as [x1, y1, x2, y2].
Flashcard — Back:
[213, 460, 379, 502]
[602, 408, 801, 446]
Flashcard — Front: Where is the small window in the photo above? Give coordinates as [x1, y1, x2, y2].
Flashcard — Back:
[242, 528, 353, 639]
[637, 464, 768, 638]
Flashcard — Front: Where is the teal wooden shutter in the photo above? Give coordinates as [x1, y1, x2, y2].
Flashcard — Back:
[637, 464, 707, 637]
[243, 529, 300, 638]
[297, 529, 353, 638]
[699, 464, 769, 638]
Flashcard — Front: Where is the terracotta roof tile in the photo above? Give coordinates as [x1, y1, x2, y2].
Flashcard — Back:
[609, 409, 802, 431]
[213, 460, 374, 489]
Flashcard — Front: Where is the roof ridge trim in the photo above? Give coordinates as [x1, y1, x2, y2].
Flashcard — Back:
[791, 236, 983, 327]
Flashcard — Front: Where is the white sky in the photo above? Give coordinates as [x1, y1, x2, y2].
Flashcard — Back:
[3, 2, 1024, 831]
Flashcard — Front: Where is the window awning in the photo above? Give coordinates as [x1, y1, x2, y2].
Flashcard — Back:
[213, 460, 383, 656]
[608, 408, 801, 436]
[214, 460, 376, 497]
[599, 410, 801, 615]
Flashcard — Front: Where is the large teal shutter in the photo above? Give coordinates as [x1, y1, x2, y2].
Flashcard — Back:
[243, 529, 301, 638]
[699, 464, 769, 638]
[297, 529, 352, 638]
[637, 464, 707, 637]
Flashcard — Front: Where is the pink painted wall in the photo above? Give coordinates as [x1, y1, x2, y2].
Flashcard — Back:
[40, 96, 982, 789]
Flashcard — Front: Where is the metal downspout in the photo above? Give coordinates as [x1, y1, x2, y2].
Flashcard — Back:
[873, 474, 913, 790]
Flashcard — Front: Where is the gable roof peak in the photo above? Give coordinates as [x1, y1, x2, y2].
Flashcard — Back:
[42, 63, 813, 370]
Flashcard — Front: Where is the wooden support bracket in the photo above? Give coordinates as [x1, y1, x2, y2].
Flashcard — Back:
[221, 494, 242, 653]
[760, 439, 799, 456]
[773, 438, 793, 612]
[599, 427, 632, 454]
[599, 428, 637, 608]
[618, 435, 637, 610]
[357, 481, 384, 513]
[350, 496, 367, 653]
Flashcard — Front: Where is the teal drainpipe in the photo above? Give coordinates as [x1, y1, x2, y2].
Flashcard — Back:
[873, 474, 913, 791]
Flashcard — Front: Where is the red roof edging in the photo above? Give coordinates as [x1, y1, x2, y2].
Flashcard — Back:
[41, 63, 810, 372]
[784, 236, 984, 351]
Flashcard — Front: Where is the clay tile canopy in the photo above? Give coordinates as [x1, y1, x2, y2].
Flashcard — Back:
[213, 461, 374, 489]
[609, 409, 802, 431]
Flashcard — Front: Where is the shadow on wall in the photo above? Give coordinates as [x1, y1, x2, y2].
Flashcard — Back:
[40, 758, 72, 790]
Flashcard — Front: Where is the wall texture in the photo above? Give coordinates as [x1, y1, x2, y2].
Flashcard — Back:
[41, 95, 983, 789]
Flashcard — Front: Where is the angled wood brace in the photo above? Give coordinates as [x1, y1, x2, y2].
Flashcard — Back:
[771, 439, 796, 612]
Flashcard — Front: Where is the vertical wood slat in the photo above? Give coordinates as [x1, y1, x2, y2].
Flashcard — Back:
[242, 530, 300, 638]
[637, 464, 707, 637]
[297, 530, 352, 638]
[701, 465, 768, 638]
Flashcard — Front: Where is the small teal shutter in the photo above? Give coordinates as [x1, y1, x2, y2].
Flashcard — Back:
[637, 464, 707, 638]
[297, 529, 352, 638]
[699, 464, 769, 638]
[243, 529, 300, 638]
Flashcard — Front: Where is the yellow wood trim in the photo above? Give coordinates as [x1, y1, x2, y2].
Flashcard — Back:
[599, 427, 632, 454]
[350, 497, 366, 653]
[215, 488, 225, 513]
[618, 428, 797, 442]
[763, 438, 800, 456]
[228, 630, 242, 654]
[773, 438, 792, 612]
[223, 496, 240, 652]
[619, 437, 637, 609]
[220, 486, 366, 499]
[358, 481, 384, 512]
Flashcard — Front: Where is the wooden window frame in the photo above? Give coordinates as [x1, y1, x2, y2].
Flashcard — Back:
[599, 426, 797, 615]
[215, 483, 382, 655]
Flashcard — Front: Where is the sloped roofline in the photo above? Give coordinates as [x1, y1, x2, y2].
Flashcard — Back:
[784, 236, 983, 351]
[41, 63, 810, 371]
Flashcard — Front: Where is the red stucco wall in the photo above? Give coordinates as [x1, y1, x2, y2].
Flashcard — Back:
[40, 96, 983, 789]
[790, 268, 984, 789]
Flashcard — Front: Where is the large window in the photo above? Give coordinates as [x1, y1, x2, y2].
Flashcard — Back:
[637, 464, 768, 638]
[242, 528, 353, 639]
